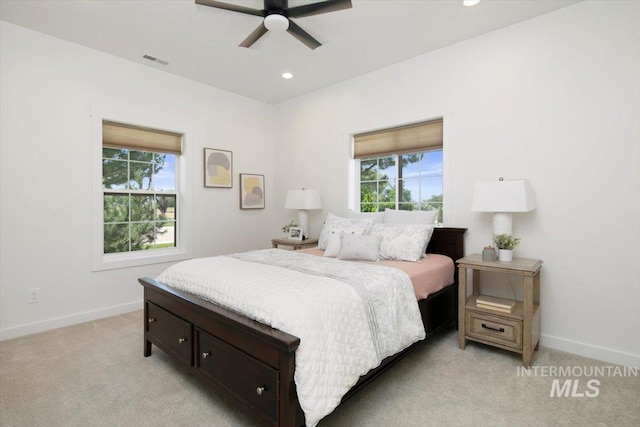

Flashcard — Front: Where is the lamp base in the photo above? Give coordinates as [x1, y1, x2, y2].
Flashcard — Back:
[298, 210, 309, 240]
[493, 212, 513, 236]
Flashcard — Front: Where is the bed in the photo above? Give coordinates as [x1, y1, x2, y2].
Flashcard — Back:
[139, 227, 465, 426]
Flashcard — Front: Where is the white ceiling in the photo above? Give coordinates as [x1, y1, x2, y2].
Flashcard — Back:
[0, 0, 580, 104]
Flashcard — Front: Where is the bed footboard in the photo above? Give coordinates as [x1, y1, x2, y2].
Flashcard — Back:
[141, 278, 302, 426]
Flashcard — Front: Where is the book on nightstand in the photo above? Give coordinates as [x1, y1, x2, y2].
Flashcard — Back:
[476, 295, 516, 313]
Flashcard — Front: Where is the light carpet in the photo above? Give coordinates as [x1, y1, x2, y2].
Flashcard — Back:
[1, 311, 638, 426]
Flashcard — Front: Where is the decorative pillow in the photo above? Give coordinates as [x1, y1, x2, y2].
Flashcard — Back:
[347, 209, 385, 223]
[369, 223, 434, 262]
[383, 208, 439, 225]
[383, 209, 438, 256]
[323, 233, 342, 257]
[317, 213, 374, 250]
[337, 233, 381, 262]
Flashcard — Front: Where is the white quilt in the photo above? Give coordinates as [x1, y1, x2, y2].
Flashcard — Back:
[156, 249, 425, 427]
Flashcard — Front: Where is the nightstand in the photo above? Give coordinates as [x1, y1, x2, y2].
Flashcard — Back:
[457, 254, 543, 367]
[271, 238, 319, 250]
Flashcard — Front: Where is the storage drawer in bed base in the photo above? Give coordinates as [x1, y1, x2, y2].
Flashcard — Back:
[145, 302, 193, 366]
[197, 328, 279, 422]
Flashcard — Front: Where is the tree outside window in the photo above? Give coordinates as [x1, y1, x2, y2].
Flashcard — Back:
[102, 147, 177, 254]
[359, 149, 443, 223]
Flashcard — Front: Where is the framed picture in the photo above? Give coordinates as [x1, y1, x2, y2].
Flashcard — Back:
[204, 148, 232, 188]
[288, 227, 303, 241]
[239, 173, 265, 209]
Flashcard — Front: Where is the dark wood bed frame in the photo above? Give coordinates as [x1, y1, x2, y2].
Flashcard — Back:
[139, 227, 466, 427]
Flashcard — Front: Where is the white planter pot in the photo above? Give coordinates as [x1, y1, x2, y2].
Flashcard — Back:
[498, 249, 513, 262]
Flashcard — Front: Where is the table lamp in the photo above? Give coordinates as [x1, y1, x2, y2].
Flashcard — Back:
[284, 189, 322, 240]
[471, 178, 536, 236]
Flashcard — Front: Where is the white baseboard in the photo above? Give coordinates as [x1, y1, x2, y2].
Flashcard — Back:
[0, 301, 143, 341]
[2, 305, 638, 369]
[541, 333, 640, 368]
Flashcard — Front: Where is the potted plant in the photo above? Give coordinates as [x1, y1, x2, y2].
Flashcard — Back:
[493, 233, 520, 262]
[281, 220, 298, 237]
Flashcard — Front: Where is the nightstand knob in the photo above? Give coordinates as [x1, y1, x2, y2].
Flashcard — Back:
[148, 318, 156, 323]
[178, 337, 187, 344]
[256, 386, 266, 396]
[202, 352, 211, 359]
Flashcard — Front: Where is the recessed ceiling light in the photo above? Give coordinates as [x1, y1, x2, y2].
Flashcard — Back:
[282, 72, 293, 79]
[463, 0, 481, 6]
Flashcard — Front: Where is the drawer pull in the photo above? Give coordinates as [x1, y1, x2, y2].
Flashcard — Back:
[202, 352, 211, 359]
[481, 323, 505, 333]
[256, 386, 266, 396]
[178, 337, 187, 344]
[148, 318, 156, 323]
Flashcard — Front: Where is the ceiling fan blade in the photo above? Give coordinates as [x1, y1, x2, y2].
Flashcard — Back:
[264, 0, 288, 10]
[239, 23, 269, 48]
[287, 0, 352, 18]
[195, 0, 266, 17]
[286, 20, 321, 50]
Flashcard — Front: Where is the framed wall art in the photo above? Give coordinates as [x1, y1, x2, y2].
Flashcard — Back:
[204, 148, 232, 188]
[239, 173, 265, 209]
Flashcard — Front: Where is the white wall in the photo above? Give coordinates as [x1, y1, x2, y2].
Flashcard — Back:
[2, 1, 638, 367]
[273, 1, 640, 367]
[0, 22, 275, 339]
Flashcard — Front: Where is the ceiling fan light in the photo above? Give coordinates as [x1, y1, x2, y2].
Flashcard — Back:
[264, 14, 289, 32]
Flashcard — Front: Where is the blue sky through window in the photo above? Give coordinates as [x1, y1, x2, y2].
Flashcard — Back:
[153, 154, 175, 191]
[401, 151, 442, 203]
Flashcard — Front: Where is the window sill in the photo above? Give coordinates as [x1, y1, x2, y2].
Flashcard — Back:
[92, 247, 191, 271]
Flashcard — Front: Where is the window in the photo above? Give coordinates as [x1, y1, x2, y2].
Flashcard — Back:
[358, 150, 443, 222]
[354, 119, 444, 223]
[102, 148, 177, 253]
[92, 119, 188, 270]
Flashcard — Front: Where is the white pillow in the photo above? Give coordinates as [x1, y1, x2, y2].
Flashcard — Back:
[347, 209, 385, 223]
[318, 213, 374, 250]
[323, 233, 341, 257]
[369, 223, 434, 262]
[383, 208, 438, 225]
[383, 209, 438, 256]
[337, 233, 381, 262]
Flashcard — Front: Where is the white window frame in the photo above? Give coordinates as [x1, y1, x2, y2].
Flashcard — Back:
[91, 105, 192, 271]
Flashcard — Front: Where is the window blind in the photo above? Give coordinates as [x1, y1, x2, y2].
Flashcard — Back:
[102, 121, 182, 155]
[353, 118, 443, 159]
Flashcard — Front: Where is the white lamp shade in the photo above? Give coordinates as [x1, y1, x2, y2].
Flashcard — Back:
[471, 179, 536, 213]
[285, 189, 322, 210]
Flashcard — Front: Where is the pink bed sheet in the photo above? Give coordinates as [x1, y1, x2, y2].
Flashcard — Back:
[297, 248, 454, 300]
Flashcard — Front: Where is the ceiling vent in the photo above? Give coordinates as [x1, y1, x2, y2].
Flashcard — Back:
[143, 54, 169, 66]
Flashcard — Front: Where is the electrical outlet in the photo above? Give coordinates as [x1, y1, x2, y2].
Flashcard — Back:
[28, 288, 40, 304]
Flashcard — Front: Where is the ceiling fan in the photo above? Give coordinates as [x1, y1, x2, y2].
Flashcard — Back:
[195, 0, 353, 50]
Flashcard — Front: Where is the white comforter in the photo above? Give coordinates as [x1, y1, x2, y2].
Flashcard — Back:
[156, 249, 425, 426]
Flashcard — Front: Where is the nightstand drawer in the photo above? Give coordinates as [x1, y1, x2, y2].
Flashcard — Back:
[466, 310, 522, 350]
